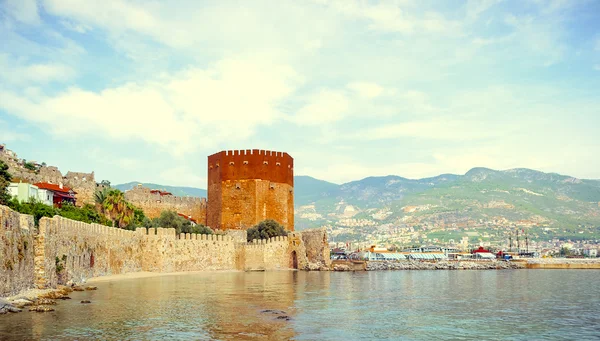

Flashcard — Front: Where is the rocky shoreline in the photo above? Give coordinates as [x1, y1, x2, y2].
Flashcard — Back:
[0, 284, 97, 316]
[364, 260, 525, 271]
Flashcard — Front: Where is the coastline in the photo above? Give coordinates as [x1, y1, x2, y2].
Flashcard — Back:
[86, 269, 242, 283]
[525, 258, 600, 269]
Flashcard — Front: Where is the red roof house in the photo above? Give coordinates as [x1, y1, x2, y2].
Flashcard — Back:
[151, 190, 173, 196]
[34, 182, 76, 207]
[177, 213, 197, 225]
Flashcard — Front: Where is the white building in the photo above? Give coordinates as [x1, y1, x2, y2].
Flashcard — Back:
[37, 188, 54, 206]
[8, 182, 53, 206]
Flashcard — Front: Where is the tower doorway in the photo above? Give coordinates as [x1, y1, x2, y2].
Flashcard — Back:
[290, 250, 298, 269]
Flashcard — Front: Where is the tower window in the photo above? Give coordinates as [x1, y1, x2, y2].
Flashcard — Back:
[243, 161, 249, 165]
[263, 161, 268, 165]
[235, 183, 241, 189]
[229, 161, 234, 165]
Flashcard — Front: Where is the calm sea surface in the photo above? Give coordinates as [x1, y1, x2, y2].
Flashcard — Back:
[1, 270, 599, 340]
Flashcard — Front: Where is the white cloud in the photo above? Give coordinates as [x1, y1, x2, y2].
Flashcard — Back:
[59, 20, 91, 33]
[0, 57, 301, 155]
[0, 119, 29, 142]
[3, 0, 41, 25]
[0, 53, 76, 84]
[347, 82, 384, 99]
[504, 14, 565, 66]
[466, 0, 502, 20]
[160, 166, 206, 188]
[358, 119, 511, 141]
[292, 89, 349, 126]
[594, 64, 600, 71]
[313, 0, 461, 35]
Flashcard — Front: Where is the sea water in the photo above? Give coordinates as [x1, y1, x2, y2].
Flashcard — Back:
[1, 270, 599, 340]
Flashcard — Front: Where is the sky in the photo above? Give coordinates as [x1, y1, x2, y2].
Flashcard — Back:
[0, 0, 599, 188]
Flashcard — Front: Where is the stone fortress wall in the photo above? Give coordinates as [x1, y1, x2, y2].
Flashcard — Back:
[207, 150, 294, 231]
[0, 205, 330, 297]
[124, 185, 208, 223]
[0, 148, 99, 206]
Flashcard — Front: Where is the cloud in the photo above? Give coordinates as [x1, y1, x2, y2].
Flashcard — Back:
[0, 119, 29, 142]
[292, 89, 349, 126]
[0, 57, 301, 155]
[466, 0, 502, 20]
[312, 0, 461, 35]
[2, 0, 41, 25]
[358, 119, 511, 142]
[0, 53, 76, 85]
[160, 166, 206, 188]
[59, 20, 91, 33]
[347, 82, 385, 99]
[504, 14, 565, 66]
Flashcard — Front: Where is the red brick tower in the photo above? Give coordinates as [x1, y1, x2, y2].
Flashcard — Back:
[207, 150, 294, 231]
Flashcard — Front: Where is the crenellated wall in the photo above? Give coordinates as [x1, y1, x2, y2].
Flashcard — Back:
[208, 149, 294, 186]
[239, 237, 290, 271]
[124, 185, 208, 224]
[207, 149, 294, 231]
[0, 205, 329, 297]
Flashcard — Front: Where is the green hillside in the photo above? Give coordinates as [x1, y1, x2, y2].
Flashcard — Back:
[295, 168, 600, 239]
[115, 169, 600, 239]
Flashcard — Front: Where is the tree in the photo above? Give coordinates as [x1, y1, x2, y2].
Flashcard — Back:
[152, 210, 190, 234]
[246, 219, 288, 242]
[100, 180, 111, 187]
[99, 189, 134, 228]
[0, 160, 11, 205]
[23, 162, 36, 171]
[59, 202, 110, 225]
[151, 211, 213, 235]
[189, 225, 213, 235]
[7, 198, 58, 226]
[94, 188, 110, 206]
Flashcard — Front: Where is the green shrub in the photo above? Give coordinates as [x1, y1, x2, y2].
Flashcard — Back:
[246, 219, 288, 242]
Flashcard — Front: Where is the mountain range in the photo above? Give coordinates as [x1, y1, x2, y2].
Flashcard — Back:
[116, 168, 600, 240]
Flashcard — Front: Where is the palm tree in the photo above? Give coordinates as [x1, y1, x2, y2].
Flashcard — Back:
[94, 188, 109, 206]
[97, 189, 134, 228]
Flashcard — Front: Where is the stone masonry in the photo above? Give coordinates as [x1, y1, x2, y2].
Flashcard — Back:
[207, 150, 294, 231]
[0, 205, 330, 297]
[124, 185, 207, 223]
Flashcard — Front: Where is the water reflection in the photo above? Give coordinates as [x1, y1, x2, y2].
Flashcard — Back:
[1, 271, 301, 340]
[1, 270, 599, 340]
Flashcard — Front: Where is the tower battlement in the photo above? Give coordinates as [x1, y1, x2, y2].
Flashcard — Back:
[208, 149, 293, 187]
[207, 149, 294, 231]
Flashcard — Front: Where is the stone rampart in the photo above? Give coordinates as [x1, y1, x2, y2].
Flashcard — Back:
[0, 205, 330, 297]
[240, 237, 290, 271]
[124, 185, 207, 224]
[0, 206, 35, 296]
